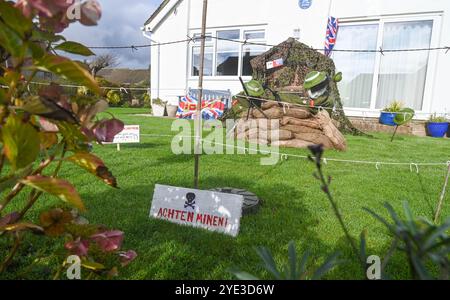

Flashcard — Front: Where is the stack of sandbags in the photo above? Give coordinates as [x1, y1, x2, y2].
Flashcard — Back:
[234, 102, 347, 151]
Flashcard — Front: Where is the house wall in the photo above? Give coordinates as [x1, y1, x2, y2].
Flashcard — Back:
[147, 0, 450, 119]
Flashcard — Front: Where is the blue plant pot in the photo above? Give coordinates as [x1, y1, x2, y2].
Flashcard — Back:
[427, 122, 449, 138]
[379, 112, 397, 126]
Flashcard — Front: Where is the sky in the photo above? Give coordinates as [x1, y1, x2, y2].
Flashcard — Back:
[64, 0, 163, 69]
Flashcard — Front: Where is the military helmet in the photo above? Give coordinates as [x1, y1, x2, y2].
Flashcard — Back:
[245, 80, 265, 97]
[304, 71, 328, 90]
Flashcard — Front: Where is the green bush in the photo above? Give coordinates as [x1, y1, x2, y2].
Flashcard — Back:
[106, 90, 122, 106]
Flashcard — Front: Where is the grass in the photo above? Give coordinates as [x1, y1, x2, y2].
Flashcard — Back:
[1, 107, 450, 280]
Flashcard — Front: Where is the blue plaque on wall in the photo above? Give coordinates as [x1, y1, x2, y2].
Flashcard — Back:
[299, 0, 313, 9]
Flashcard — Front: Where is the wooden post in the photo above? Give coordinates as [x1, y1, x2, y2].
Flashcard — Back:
[117, 144, 121, 152]
[194, 0, 208, 189]
[434, 163, 450, 223]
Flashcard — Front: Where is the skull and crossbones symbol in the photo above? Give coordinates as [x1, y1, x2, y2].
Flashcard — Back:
[184, 193, 196, 210]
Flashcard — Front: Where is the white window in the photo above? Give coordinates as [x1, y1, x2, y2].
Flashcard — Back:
[242, 30, 266, 76]
[190, 28, 266, 78]
[191, 33, 213, 76]
[216, 30, 240, 76]
[333, 16, 438, 111]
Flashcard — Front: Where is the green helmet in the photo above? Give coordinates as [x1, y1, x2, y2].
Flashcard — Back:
[245, 80, 265, 97]
[304, 71, 328, 90]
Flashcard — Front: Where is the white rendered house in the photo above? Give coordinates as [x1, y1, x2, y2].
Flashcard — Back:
[142, 0, 450, 119]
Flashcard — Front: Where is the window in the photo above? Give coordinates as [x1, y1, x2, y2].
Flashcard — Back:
[192, 46, 213, 76]
[242, 30, 266, 76]
[191, 33, 213, 76]
[376, 21, 433, 110]
[333, 24, 379, 108]
[333, 18, 435, 111]
[216, 30, 240, 76]
[190, 28, 266, 77]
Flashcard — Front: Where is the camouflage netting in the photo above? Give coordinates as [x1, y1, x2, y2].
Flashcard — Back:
[251, 38, 365, 136]
[229, 38, 367, 151]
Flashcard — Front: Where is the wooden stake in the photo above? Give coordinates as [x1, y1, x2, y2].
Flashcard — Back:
[434, 164, 450, 223]
[117, 143, 121, 152]
[194, 0, 208, 189]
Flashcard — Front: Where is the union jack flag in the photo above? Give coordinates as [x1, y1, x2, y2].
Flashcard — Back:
[325, 16, 339, 57]
[176, 94, 225, 120]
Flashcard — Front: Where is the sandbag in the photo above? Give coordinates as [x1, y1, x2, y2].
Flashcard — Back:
[294, 133, 334, 149]
[261, 101, 280, 110]
[245, 128, 293, 142]
[280, 125, 323, 135]
[281, 117, 322, 129]
[283, 107, 312, 119]
[252, 107, 283, 119]
[315, 111, 347, 151]
[272, 139, 314, 149]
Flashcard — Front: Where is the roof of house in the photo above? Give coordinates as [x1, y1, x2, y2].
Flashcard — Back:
[97, 68, 150, 85]
[144, 0, 171, 26]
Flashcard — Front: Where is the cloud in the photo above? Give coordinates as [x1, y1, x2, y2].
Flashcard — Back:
[63, 0, 162, 69]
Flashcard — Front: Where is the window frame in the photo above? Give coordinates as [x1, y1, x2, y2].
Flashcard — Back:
[189, 26, 267, 80]
[334, 14, 441, 114]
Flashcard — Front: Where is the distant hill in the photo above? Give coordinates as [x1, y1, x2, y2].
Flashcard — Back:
[97, 68, 150, 85]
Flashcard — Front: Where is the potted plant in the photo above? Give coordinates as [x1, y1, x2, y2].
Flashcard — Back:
[151, 98, 167, 117]
[380, 101, 403, 126]
[427, 114, 449, 138]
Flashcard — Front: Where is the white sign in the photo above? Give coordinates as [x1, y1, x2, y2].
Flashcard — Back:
[266, 58, 284, 70]
[149, 184, 244, 237]
[113, 125, 140, 144]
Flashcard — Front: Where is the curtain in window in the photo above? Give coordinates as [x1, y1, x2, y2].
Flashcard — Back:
[376, 21, 433, 110]
[333, 24, 379, 108]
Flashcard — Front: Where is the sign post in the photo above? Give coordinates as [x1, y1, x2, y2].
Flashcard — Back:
[107, 125, 140, 151]
[194, 0, 208, 189]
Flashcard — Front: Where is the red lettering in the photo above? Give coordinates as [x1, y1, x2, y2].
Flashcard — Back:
[157, 208, 164, 217]
[196, 213, 203, 223]
[187, 212, 194, 222]
[180, 211, 186, 221]
[213, 216, 219, 227]
[206, 215, 213, 226]
[167, 209, 174, 219]
[217, 217, 224, 227]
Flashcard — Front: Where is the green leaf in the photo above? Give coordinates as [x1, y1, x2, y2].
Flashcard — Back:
[34, 54, 100, 94]
[0, 166, 32, 193]
[231, 270, 260, 280]
[0, 20, 25, 57]
[394, 108, 415, 126]
[287, 241, 297, 280]
[55, 41, 95, 57]
[2, 114, 40, 170]
[81, 260, 105, 271]
[21, 95, 78, 123]
[297, 250, 310, 278]
[311, 252, 340, 280]
[65, 153, 118, 188]
[0, 1, 33, 37]
[255, 246, 282, 280]
[360, 230, 367, 263]
[0, 222, 44, 234]
[20, 175, 85, 211]
[57, 122, 89, 151]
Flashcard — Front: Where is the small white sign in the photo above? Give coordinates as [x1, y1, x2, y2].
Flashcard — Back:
[266, 58, 284, 70]
[113, 125, 140, 144]
[150, 184, 244, 237]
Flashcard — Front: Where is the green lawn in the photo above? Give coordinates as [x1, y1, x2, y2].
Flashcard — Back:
[1, 107, 450, 280]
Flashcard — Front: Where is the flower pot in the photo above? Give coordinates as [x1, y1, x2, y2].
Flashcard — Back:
[166, 105, 178, 118]
[379, 112, 397, 126]
[427, 122, 449, 138]
[152, 104, 166, 117]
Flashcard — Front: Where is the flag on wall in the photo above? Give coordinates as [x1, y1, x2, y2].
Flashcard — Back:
[325, 16, 339, 57]
[176, 94, 225, 120]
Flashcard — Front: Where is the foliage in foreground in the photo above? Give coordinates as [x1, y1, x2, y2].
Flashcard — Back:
[232, 144, 450, 280]
[0, 0, 136, 278]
